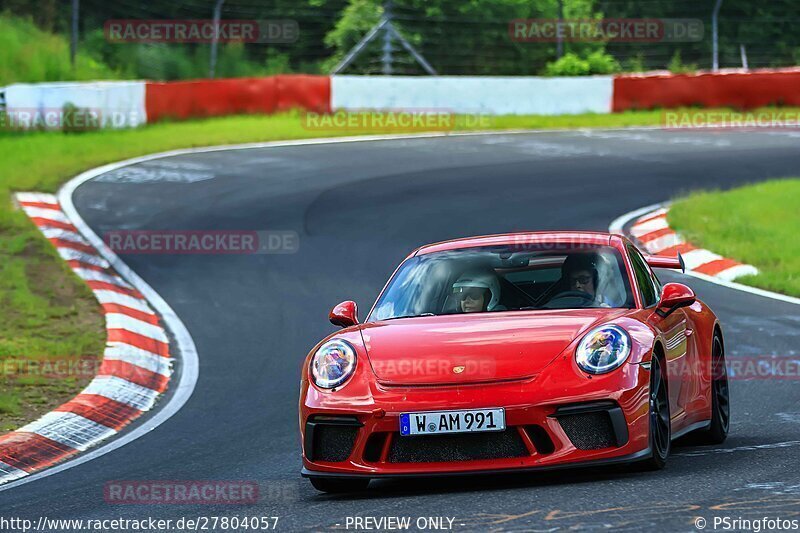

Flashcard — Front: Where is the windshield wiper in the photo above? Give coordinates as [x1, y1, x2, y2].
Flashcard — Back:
[384, 312, 437, 321]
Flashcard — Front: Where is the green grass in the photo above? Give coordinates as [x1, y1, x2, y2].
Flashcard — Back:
[0, 13, 120, 85]
[0, 108, 796, 430]
[0, 393, 20, 415]
[0, 180, 104, 428]
[669, 179, 800, 297]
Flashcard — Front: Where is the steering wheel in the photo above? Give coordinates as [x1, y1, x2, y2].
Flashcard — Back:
[542, 290, 595, 308]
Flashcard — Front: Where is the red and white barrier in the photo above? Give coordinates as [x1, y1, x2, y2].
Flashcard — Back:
[0, 193, 172, 485]
[3, 68, 800, 128]
[629, 207, 758, 282]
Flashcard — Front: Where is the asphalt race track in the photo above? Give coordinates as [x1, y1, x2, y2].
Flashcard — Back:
[3, 129, 800, 531]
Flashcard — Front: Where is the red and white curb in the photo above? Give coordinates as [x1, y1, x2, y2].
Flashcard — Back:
[612, 202, 800, 307]
[0, 192, 172, 485]
[628, 206, 759, 282]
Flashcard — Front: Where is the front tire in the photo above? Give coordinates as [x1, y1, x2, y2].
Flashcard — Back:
[309, 477, 370, 493]
[640, 354, 671, 470]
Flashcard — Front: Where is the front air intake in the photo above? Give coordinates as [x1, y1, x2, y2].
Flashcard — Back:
[388, 429, 528, 463]
[554, 401, 629, 450]
[304, 415, 362, 462]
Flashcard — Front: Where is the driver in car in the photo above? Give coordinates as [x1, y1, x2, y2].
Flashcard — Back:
[561, 254, 613, 307]
[452, 271, 502, 313]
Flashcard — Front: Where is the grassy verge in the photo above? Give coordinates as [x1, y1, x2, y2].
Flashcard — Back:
[669, 179, 800, 297]
[0, 198, 105, 431]
[0, 108, 793, 432]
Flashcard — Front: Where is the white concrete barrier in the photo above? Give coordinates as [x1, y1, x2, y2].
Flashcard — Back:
[331, 75, 614, 115]
[3, 81, 147, 129]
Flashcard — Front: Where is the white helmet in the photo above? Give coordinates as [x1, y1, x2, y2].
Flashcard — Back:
[452, 271, 501, 311]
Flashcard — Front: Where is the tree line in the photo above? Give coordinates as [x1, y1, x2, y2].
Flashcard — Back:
[1, 0, 798, 79]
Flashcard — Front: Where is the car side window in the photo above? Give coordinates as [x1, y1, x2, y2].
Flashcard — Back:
[628, 245, 659, 307]
[648, 264, 663, 299]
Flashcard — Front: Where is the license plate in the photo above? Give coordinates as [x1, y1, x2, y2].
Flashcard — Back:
[399, 408, 505, 436]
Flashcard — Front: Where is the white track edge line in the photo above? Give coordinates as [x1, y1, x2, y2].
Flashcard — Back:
[609, 202, 800, 307]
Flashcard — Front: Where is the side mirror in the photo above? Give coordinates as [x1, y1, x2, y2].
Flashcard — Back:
[329, 301, 359, 328]
[656, 283, 696, 318]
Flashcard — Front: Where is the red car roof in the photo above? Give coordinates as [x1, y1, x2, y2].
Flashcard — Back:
[414, 231, 616, 256]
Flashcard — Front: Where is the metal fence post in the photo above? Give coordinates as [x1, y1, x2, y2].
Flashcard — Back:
[712, 0, 723, 71]
[71, 0, 80, 68]
[210, 0, 226, 79]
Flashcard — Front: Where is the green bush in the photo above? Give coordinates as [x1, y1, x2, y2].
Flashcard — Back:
[545, 51, 620, 76]
[624, 53, 646, 73]
[264, 50, 294, 75]
[545, 53, 590, 76]
[586, 50, 621, 74]
[0, 13, 119, 84]
[668, 50, 697, 74]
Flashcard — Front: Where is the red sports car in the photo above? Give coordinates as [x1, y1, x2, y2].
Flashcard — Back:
[299, 232, 730, 493]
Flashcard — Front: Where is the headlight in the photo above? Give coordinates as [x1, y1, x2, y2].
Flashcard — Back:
[310, 339, 357, 389]
[575, 325, 631, 374]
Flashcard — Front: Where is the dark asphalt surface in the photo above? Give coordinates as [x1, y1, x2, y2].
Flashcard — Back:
[2, 129, 800, 531]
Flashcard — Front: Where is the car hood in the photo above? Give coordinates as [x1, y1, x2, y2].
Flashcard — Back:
[359, 309, 629, 386]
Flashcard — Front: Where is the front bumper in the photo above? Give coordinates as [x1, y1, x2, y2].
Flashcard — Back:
[301, 447, 653, 480]
[300, 361, 651, 478]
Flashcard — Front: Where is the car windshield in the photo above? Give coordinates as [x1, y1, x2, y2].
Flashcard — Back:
[369, 244, 634, 321]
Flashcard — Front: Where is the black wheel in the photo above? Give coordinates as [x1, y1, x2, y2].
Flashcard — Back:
[640, 354, 671, 470]
[697, 333, 730, 444]
[309, 477, 370, 493]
